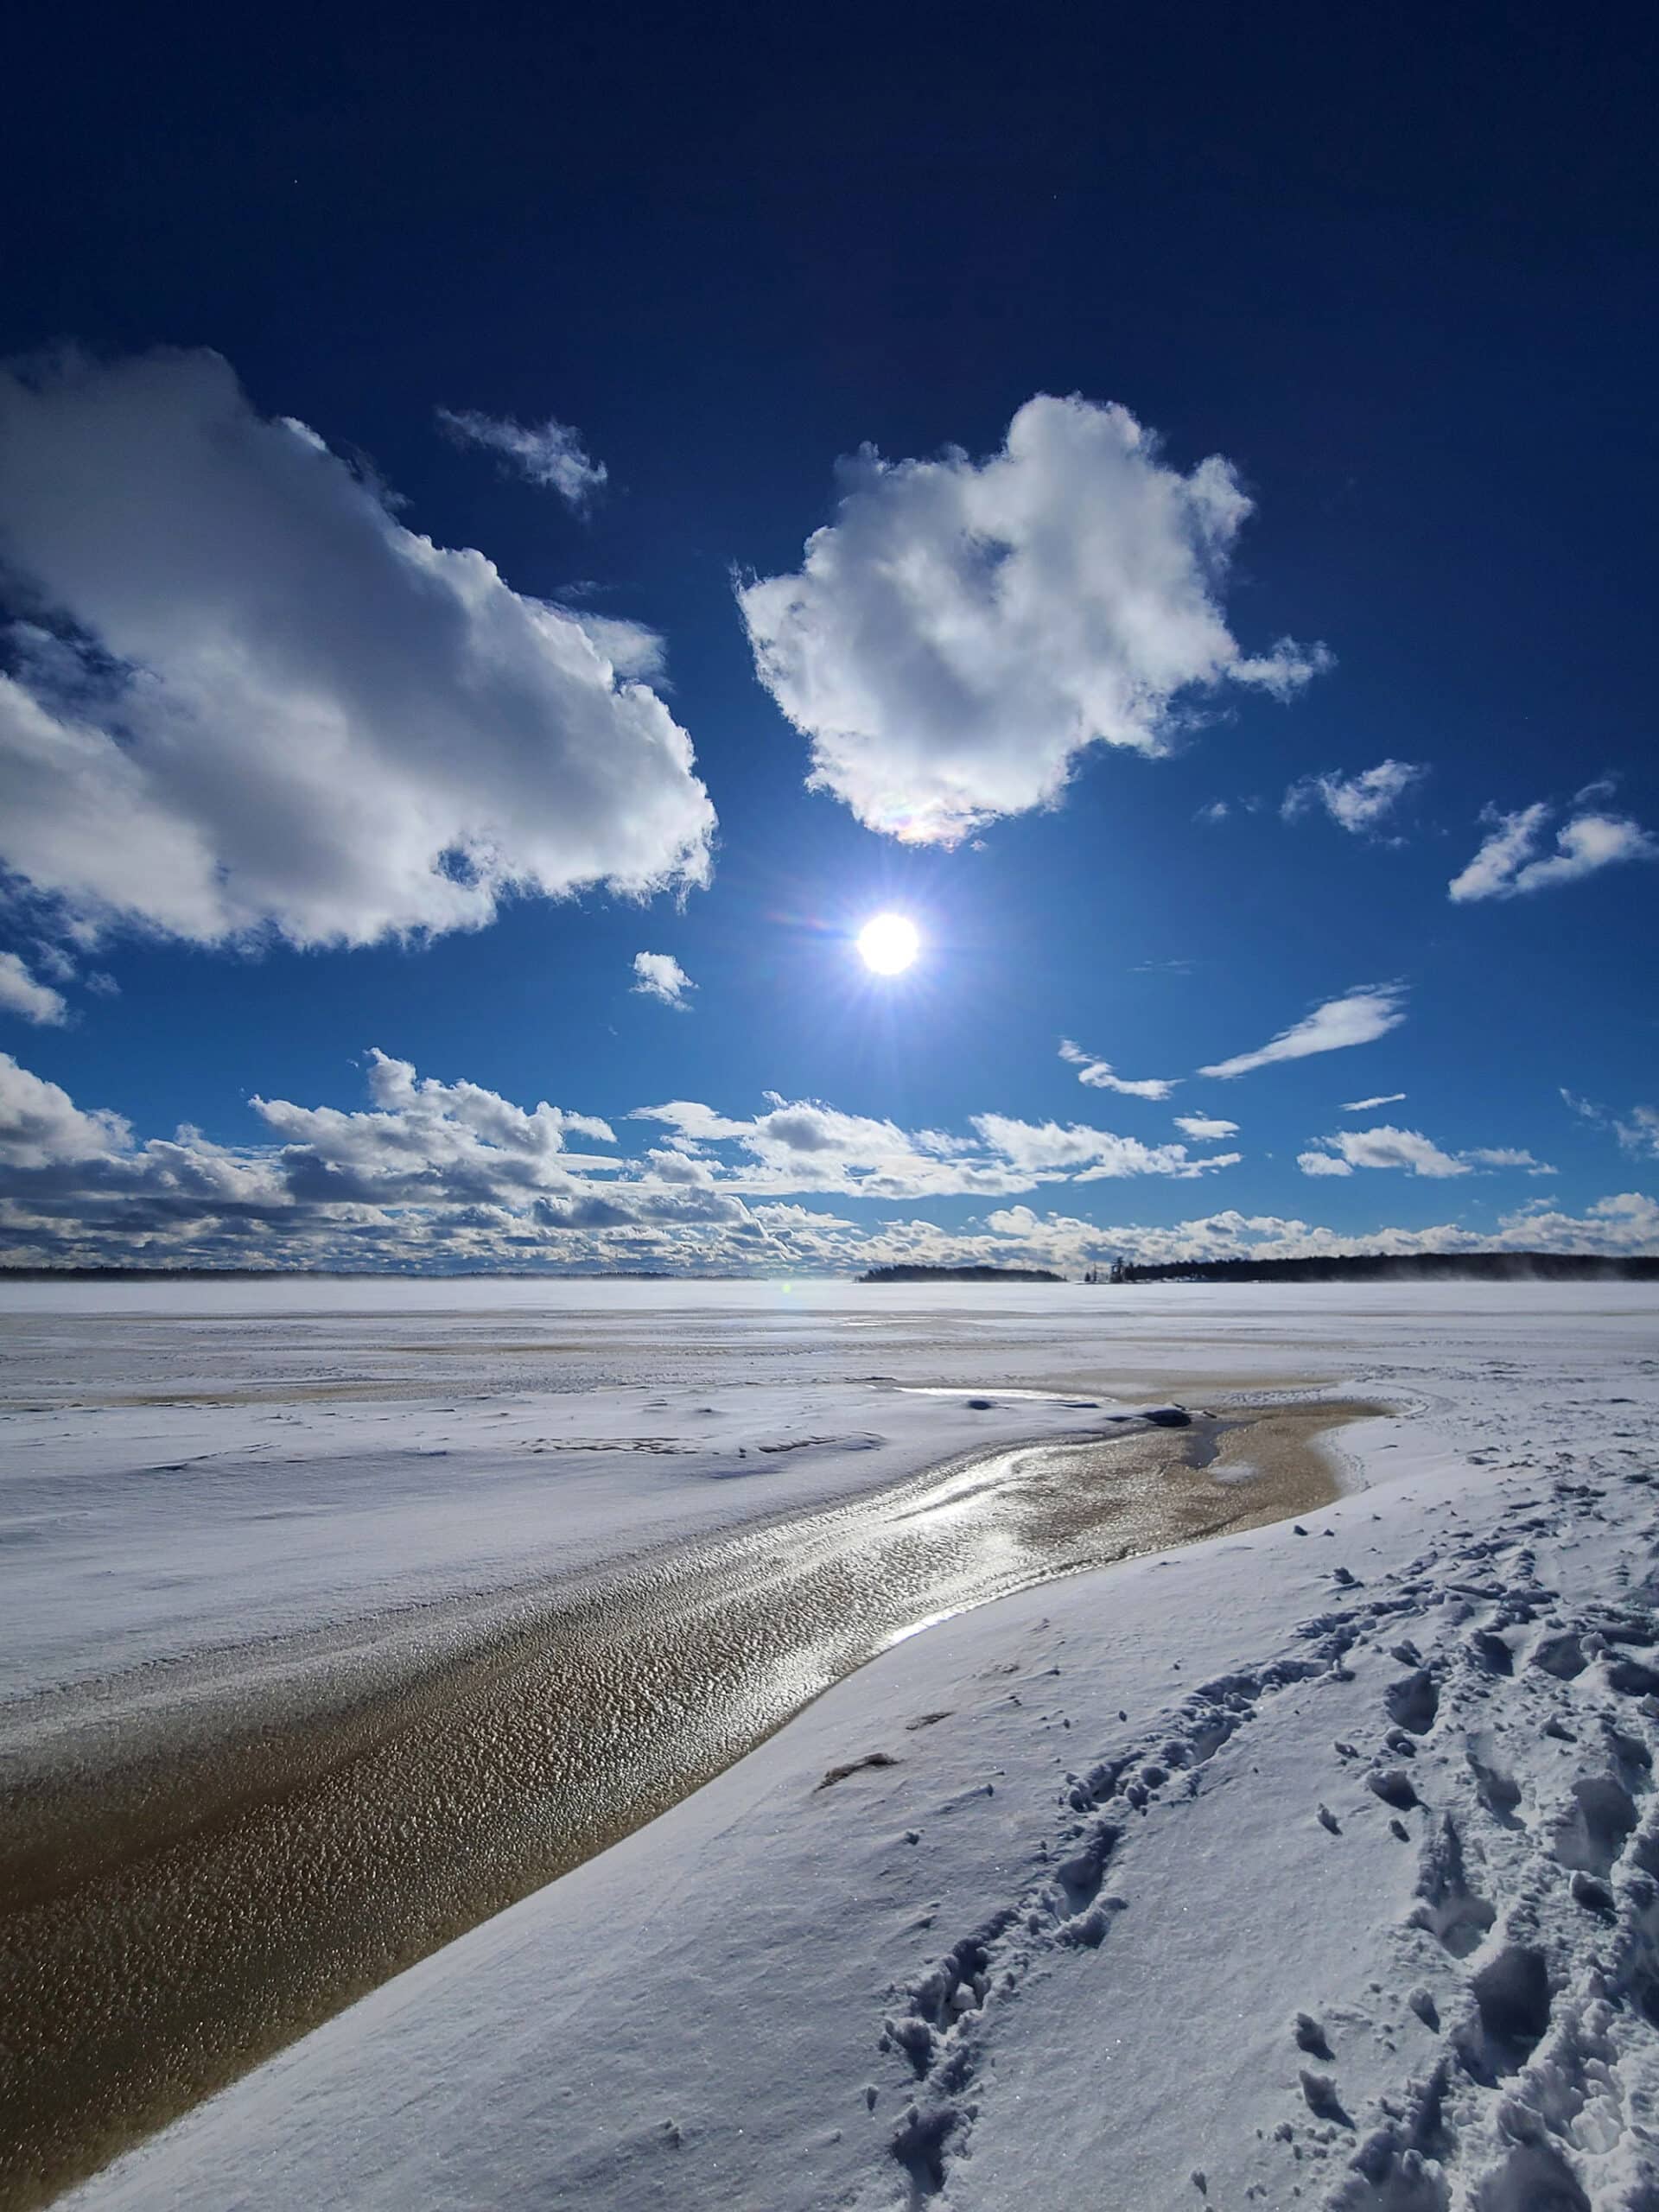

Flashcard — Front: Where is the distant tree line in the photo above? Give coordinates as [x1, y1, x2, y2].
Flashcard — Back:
[1110, 1252, 1659, 1285]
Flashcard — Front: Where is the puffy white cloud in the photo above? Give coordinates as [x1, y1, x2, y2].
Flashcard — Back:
[737, 393, 1328, 845]
[1058, 1038, 1177, 1101]
[1342, 1092, 1406, 1112]
[970, 1114, 1239, 1179]
[1173, 1113, 1239, 1140]
[1300, 1123, 1469, 1179]
[1449, 801, 1657, 902]
[1493, 1192, 1659, 1255]
[1305, 1126, 1558, 1179]
[435, 407, 607, 509]
[1198, 984, 1406, 1080]
[1282, 759, 1426, 835]
[632, 1096, 1031, 1200]
[0, 1050, 1651, 1276]
[0, 951, 67, 1026]
[0, 1052, 130, 1166]
[631, 951, 696, 1008]
[0, 349, 714, 949]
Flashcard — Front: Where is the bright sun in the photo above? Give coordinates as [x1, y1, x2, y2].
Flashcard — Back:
[856, 912, 920, 975]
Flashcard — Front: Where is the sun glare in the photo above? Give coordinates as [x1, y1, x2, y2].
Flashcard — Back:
[856, 912, 920, 975]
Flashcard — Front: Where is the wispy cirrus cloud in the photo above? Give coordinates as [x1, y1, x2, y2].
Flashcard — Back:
[435, 406, 607, 509]
[1058, 1038, 1177, 1101]
[738, 393, 1328, 845]
[1615, 1105, 1659, 1160]
[1449, 800, 1657, 901]
[1342, 1092, 1406, 1112]
[1198, 984, 1406, 1081]
[631, 952, 696, 1009]
[1282, 759, 1427, 836]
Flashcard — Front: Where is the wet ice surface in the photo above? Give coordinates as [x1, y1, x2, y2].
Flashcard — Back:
[0, 1276, 1330, 1707]
[5, 1280, 1659, 2212]
[2, 1402, 1369, 2207]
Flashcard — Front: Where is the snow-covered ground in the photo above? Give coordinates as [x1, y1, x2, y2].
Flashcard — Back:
[4, 1280, 1657, 2210]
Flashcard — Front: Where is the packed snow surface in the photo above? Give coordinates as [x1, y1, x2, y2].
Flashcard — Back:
[3, 1279, 1656, 2211]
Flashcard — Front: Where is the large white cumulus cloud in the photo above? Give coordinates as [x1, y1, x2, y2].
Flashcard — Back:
[738, 393, 1327, 843]
[0, 350, 715, 946]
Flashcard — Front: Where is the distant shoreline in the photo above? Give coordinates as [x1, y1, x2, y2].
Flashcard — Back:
[0, 1253, 1653, 1285]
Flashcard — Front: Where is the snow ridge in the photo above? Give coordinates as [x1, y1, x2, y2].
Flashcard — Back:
[875, 1464, 1659, 2210]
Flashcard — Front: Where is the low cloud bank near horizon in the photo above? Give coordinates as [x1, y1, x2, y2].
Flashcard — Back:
[0, 1049, 1641, 1276]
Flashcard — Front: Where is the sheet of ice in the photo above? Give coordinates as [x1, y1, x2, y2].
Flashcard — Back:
[12, 1281, 1659, 2211]
[0, 1276, 1347, 1707]
[3, 1276, 1643, 1709]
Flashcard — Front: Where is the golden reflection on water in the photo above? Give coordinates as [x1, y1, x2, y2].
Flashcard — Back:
[0, 1400, 1381, 2210]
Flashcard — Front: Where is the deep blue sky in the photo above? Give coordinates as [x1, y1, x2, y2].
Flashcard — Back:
[0, 2, 1655, 1270]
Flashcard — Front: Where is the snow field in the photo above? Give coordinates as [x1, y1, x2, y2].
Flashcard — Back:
[4, 1281, 1654, 2209]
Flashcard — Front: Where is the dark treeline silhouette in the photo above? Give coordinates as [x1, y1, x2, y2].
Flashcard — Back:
[859, 1264, 1063, 1284]
[1114, 1252, 1658, 1286]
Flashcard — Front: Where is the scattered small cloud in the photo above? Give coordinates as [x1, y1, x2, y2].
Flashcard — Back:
[1560, 1089, 1604, 1122]
[1614, 1105, 1659, 1160]
[1448, 800, 1657, 902]
[1195, 799, 1231, 825]
[1299, 1124, 1468, 1179]
[1058, 1038, 1177, 1101]
[1282, 759, 1427, 836]
[631, 952, 696, 1010]
[738, 392, 1328, 845]
[1342, 1092, 1406, 1112]
[435, 406, 607, 510]
[1302, 1127, 1554, 1179]
[0, 951, 67, 1026]
[972, 1113, 1239, 1180]
[29, 941, 75, 983]
[1173, 1113, 1239, 1140]
[1198, 984, 1407, 1081]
